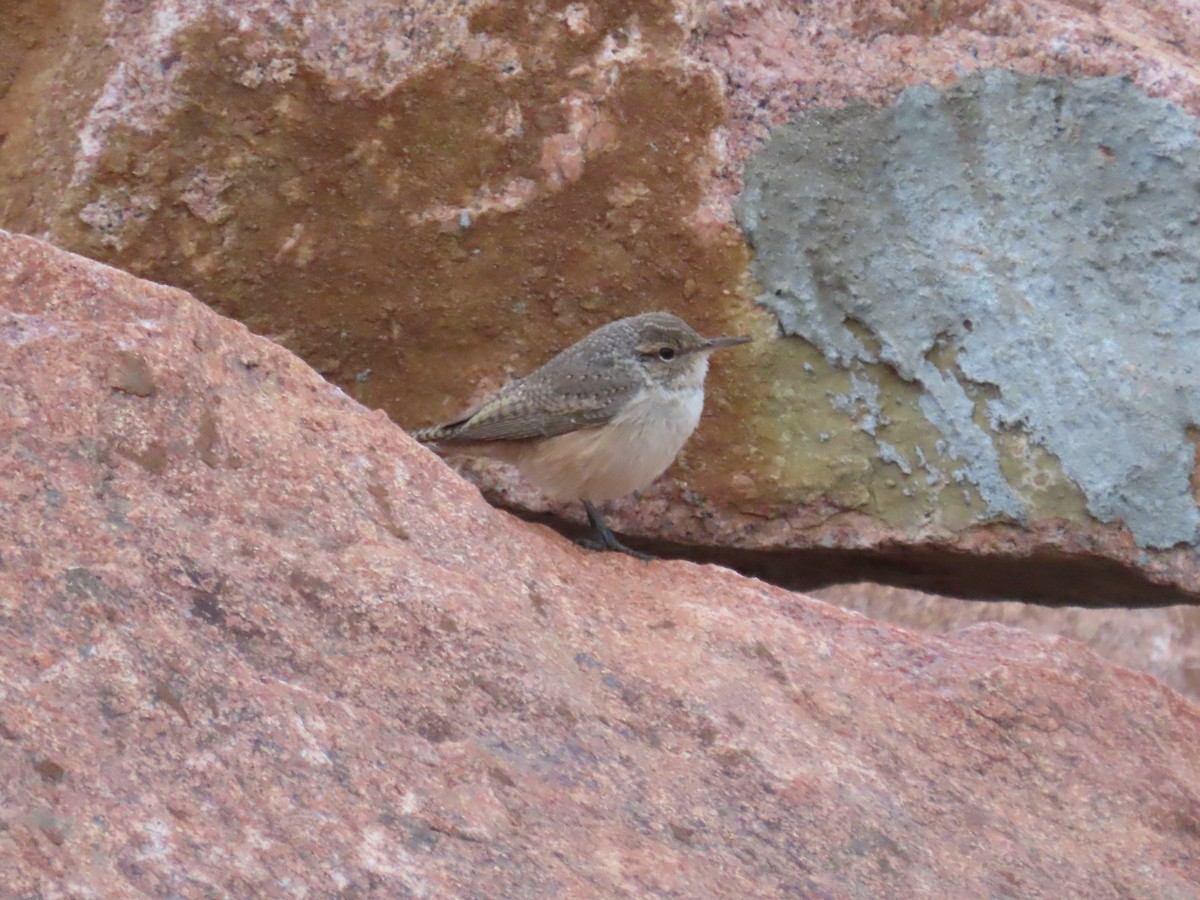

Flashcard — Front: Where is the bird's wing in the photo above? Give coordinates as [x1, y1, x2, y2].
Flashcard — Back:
[414, 369, 633, 443]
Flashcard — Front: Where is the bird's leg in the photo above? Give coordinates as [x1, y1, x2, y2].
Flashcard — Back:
[580, 501, 656, 561]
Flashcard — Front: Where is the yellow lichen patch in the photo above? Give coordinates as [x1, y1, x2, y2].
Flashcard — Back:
[693, 304, 996, 530]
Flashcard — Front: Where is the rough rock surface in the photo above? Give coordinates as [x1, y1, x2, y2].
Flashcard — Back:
[4, 1, 1200, 603]
[5, 230, 1200, 895]
[814, 584, 1200, 702]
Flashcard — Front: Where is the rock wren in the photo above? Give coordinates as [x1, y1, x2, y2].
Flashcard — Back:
[413, 311, 751, 558]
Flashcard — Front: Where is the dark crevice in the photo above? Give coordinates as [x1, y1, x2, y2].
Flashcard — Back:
[505, 507, 1198, 609]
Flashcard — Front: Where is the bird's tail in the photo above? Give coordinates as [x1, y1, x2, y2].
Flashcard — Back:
[411, 423, 451, 444]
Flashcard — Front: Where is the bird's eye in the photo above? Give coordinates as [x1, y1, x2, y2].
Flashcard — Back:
[658, 346, 676, 361]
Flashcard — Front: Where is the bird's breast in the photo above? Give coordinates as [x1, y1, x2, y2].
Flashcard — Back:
[518, 384, 706, 502]
[608, 383, 706, 454]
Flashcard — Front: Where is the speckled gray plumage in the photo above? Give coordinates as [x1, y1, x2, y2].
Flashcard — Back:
[413, 312, 706, 444]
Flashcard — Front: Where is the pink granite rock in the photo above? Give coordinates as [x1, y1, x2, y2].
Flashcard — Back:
[815, 583, 1200, 702]
[3, 230, 1200, 895]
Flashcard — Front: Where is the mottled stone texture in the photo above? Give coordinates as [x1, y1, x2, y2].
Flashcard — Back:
[5, 229, 1200, 897]
[815, 584, 1200, 702]
[3, 2, 1200, 597]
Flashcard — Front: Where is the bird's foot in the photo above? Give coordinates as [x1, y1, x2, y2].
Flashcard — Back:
[580, 501, 656, 562]
[576, 534, 657, 562]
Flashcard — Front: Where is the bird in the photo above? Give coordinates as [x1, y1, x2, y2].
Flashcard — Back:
[412, 311, 751, 558]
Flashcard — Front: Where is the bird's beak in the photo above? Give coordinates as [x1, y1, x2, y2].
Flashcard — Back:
[701, 334, 753, 352]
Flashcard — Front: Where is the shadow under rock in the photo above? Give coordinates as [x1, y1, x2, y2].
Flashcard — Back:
[506, 507, 1197, 609]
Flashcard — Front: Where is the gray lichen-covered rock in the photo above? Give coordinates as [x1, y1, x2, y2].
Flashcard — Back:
[739, 71, 1200, 550]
